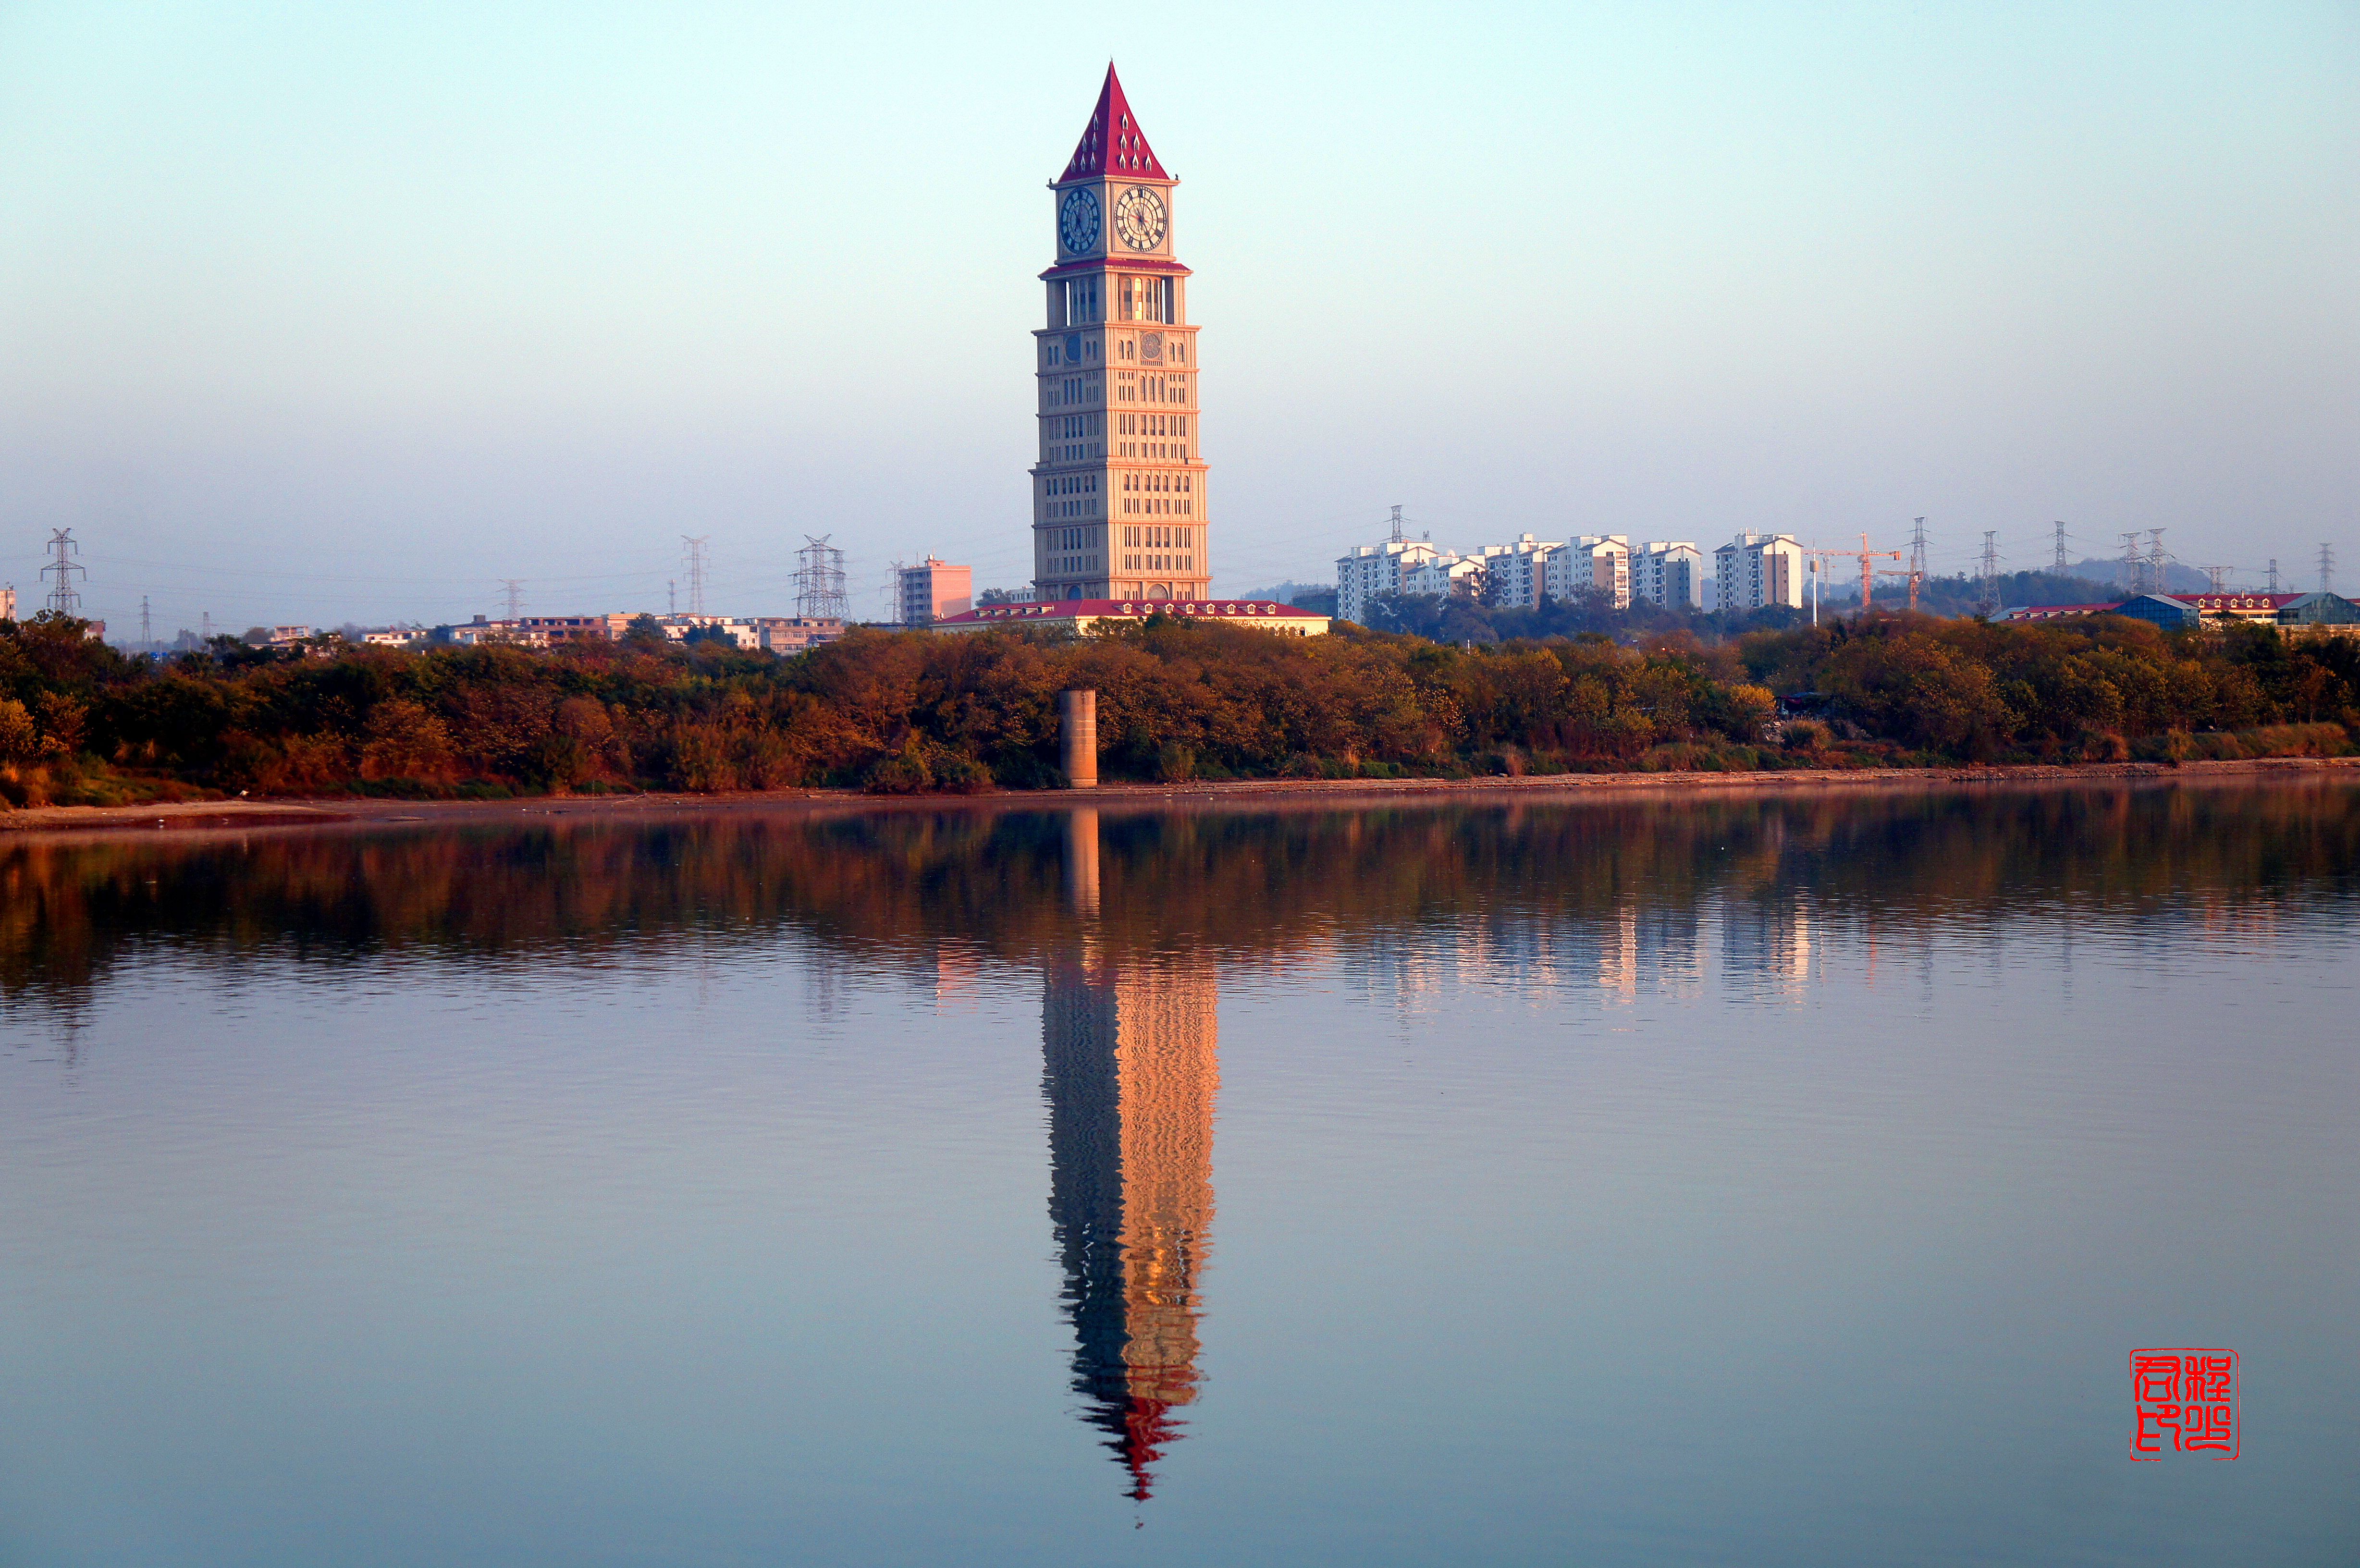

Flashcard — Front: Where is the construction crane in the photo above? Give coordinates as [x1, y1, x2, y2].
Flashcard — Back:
[1875, 564, 1925, 612]
[1804, 535, 1904, 613]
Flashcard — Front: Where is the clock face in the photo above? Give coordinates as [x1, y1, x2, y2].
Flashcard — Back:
[1114, 187, 1166, 250]
[1058, 188, 1101, 253]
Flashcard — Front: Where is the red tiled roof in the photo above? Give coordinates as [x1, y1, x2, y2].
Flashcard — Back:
[938, 599, 1319, 625]
[1058, 63, 1168, 184]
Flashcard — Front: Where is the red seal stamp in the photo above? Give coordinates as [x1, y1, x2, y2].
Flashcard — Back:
[2130, 1348, 2238, 1459]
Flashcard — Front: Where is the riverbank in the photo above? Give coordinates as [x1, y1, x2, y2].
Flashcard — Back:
[5, 753, 2356, 839]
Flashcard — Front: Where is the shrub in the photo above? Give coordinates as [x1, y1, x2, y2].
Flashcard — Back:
[860, 736, 934, 795]
[0, 699, 41, 762]
[2079, 728, 2131, 763]
[1781, 718, 1832, 751]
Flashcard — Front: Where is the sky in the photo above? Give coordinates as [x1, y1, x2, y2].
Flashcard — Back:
[1, 0, 2354, 633]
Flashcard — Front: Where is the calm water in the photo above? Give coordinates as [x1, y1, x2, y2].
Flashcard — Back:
[3, 783, 2357, 1566]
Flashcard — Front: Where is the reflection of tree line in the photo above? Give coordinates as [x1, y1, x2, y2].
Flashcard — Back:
[4, 782, 2357, 1005]
[9, 787, 2355, 1500]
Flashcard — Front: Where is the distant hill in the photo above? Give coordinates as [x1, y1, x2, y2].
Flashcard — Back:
[1235, 580, 1337, 613]
[2065, 557, 2215, 595]
[1823, 566, 2236, 614]
[1822, 570, 2123, 614]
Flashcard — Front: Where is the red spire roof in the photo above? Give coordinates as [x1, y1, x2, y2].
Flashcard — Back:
[1059, 63, 1168, 183]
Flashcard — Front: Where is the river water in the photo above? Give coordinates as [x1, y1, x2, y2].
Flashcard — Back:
[3, 781, 2355, 1566]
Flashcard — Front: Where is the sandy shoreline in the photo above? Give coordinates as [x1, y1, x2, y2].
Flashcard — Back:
[2, 754, 2355, 841]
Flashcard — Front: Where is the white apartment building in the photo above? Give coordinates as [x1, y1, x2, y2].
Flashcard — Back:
[1544, 535, 1633, 609]
[1335, 538, 1445, 625]
[1402, 553, 1485, 599]
[1476, 534, 1562, 609]
[1338, 529, 1648, 614]
[1630, 542, 1706, 609]
[1714, 533, 1806, 612]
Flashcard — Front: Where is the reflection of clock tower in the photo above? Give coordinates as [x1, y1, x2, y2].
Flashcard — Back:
[1035, 65, 1208, 603]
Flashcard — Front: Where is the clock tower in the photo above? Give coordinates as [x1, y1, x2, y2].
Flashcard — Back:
[1034, 65, 1207, 603]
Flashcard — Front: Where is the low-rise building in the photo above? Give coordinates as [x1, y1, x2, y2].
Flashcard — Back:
[932, 597, 1328, 637]
[2001, 602, 2125, 623]
[439, 617, 550, 647]
[652, 614, 760, 650]
[2176, 592, 2307, 625]
[0, 585, 14, 622]
[2107, 594, 2203, 630]
[2277, 592, 2360, 628]
[516, 614, 636, 644]
[754, 617, 846, 654]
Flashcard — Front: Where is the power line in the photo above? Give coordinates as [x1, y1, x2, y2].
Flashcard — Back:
[2322, 543, 2336, 594]
[2267, 558, 2280, 593]
[1977, 530, 2000, 615]
[2052, 521, 2068, 576]
[681, 536, 711, 616]
[78, 552, 666, 588]
[499, 579, 526, 618]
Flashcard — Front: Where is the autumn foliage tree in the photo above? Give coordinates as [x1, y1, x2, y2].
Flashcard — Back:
[0, 605, 2354, 804]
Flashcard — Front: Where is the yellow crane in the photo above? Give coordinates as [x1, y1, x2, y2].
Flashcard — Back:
[1804, 535, 1904, 617]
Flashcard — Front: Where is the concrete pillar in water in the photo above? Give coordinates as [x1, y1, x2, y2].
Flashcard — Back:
[1060, 689, 1098, 789]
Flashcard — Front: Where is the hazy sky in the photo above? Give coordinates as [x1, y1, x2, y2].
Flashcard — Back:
[2, 1, 2353, 631]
